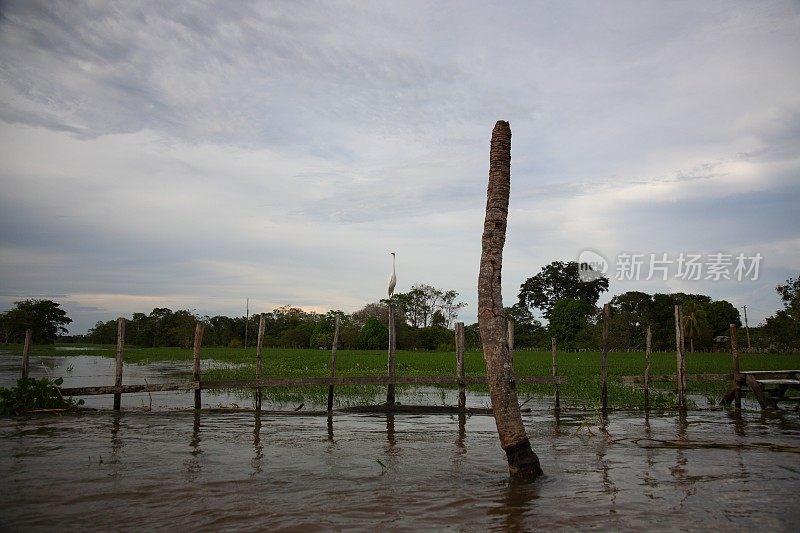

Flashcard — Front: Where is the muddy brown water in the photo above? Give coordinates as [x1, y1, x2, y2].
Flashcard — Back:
[1, 354, 800, 530]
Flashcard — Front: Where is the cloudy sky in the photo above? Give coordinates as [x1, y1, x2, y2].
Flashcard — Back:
[1, 1, 798, 334]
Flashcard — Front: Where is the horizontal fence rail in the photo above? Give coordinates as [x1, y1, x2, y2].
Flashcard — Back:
[621, 373, 732, 384]
[58, 375, 567, 397]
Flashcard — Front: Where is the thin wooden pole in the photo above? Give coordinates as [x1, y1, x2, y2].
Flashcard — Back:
[601, 304, 609, 411]
[674, 305, 686, 408]
[255, 313, 265, 411]
[21, 329, 32, 379]
[244, 298, 249, 348]
[730, 323, 741, 409]
[193, 322, 205, 409]
[327, 315, 340, 412]
[456, 321, 466, 411]
[113, 318, 126, 410]
[644, 325, 652, 410]
[551, 337, 560, 411]
[387, 304, 396, 406]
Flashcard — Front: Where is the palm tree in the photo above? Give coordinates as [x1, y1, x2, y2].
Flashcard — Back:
[683, 301, 706, 353]
[478, 120, 542, 480]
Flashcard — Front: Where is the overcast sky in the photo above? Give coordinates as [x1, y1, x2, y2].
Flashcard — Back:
[1, 1, 798, 334]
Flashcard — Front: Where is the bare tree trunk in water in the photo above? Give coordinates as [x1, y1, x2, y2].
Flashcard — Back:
[478, 120, 543, 480]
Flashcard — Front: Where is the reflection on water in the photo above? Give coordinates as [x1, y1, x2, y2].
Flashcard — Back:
[1, 409, 799, 530]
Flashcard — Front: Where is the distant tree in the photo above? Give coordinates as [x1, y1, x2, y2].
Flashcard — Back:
[359, 316, 388, 349]
[682, 301, 709, 353]
[518, 261, 609, 319]
[704, 300, 741, 337]
[762, 274, 800, 351]
[504, 303, 547, 349]
[439, 290, 468, 329]
[87, 320, 118, 344]
[777, 274, 800, 320]
[0, 299, 72, 344]
[548, 298, 595, 349]
[609, 291, 653, 349]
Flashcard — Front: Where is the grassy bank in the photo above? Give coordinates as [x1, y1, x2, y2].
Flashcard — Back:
[3, 344, 799, 408]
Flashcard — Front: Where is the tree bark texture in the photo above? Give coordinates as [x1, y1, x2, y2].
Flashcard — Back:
[478, 120, 542, 480]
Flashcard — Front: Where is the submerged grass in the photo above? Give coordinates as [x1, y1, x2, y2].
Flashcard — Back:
[3, 344, 799, 409]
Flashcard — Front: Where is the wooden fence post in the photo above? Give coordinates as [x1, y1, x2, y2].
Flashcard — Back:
[730, 323, 741, 409]
[551, 337, 560, 411]
[255, 314, 265, 411]
[387, 304, 396, 406]
[455, 321, 466, 411]
[327, 315, 340, 412]
[193, 322, 205, 409]
[674, 305, 686, 408]
[113, 318, 125, 411]
[644, 325, 652, 410]
[21, 329, 32, 379]
[601, 304, 610, 411]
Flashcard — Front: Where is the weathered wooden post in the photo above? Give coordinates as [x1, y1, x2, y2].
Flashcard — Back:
[601, 303, 610, 411]
[21, 329, 32, 379]
[644, 325, 652, 410]
[551, 337, 560, 410]
[113, 318, 125, 411]
[193, 322, 205, 409]
[730, 323, 741, 409]
[387, 304, 396, 406]
[674, 305, 686, 408]
[255, 313, 266, 411]
[455, 321, 466, 411]
[478, 120, 542, 480]
[327, 315, 340, 412]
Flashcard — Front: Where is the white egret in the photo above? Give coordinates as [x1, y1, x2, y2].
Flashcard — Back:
[388, 252, 397, 296]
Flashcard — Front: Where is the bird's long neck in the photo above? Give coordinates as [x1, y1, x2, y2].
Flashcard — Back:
[392, 255, 396, 275]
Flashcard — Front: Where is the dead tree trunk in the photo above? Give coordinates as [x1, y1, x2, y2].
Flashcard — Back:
[478, 120, 542, 480]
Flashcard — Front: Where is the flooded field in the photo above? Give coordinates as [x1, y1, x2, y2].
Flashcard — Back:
[2, 354, 800, 530]
[2, 409, 799, 530]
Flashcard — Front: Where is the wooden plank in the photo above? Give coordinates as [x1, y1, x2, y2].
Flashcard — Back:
[756, 379, 800, 386]
[456, 321, 466, 411]
[113, 318, 125, 410]
[622, 373, 731, 384]
[327, 315, 340, 412]
[21, 329, 32, 379]
[59, 375, 567, 396]
[745, 373, 778, 409]
[740, 370, 800, 377]
[207, 375, 568, 388]
[61, 381, 200, 396]
[601, 304, 609, 411]
[192, 322, 204, 409]
[255, 313, 265, 411]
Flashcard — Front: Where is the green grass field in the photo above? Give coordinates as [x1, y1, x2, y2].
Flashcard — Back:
[4, 343, 799, 409]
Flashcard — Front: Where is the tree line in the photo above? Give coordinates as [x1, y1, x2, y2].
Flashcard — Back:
[82, 283, 473, 351]
[2, 268, 798, 352]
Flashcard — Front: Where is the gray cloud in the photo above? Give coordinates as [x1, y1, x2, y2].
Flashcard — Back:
[1, 1, 799, 332]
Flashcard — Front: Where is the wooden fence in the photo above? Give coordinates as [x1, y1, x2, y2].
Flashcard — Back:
[17, 321, 566, 412]
[16, 305, 793, 412]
